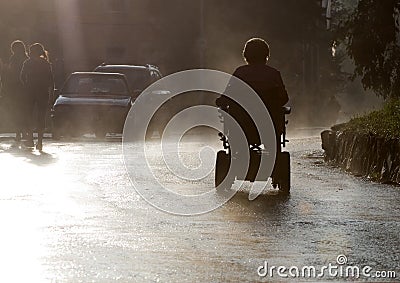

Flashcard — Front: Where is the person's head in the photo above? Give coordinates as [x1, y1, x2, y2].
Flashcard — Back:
[242, 38, 270, 65]
[10, 40, 27, 57]
[29, 43, 49, 61]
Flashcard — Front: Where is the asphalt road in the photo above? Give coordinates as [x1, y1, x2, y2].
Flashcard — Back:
[0, 132, 399, 282]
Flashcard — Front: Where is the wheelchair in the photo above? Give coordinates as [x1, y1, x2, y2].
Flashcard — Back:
[215, 104, 291, 194]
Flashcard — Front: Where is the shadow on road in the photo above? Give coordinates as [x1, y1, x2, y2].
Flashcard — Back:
[227, 189, 291, 214]
[0, 141, 58, 166]
[55, 135, 123, 144]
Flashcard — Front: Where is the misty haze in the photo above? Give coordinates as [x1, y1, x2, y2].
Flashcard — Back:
[0, 0, 399, 282]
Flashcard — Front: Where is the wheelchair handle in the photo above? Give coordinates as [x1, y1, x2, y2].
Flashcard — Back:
[283, 106, 291, 115]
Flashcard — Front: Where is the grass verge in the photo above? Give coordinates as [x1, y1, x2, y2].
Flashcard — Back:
[343, 99, 400, 139]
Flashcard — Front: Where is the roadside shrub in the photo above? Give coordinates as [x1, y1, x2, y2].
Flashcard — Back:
[345, 99, 400, 138]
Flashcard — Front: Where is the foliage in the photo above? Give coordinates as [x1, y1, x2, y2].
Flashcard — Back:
[345, 99, 400, 138]
[206, 0, 350, 126]
[339, 0, 400, 99]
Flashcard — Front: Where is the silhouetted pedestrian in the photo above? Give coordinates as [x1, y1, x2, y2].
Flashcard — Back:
[0, 58, 3, 129]
[4, 40, 29, 141]
[21, 43, 54, 151]
[0, 57, 3, 95]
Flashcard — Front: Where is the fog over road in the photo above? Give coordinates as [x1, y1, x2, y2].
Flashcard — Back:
[0, 132, 399, 282]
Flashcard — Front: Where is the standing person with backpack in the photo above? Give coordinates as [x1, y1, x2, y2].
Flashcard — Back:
[2, 40, 29, 141]
[0, 57, 3, 94]
[0, 57, 3, 130]
[20, 43, 54, 151]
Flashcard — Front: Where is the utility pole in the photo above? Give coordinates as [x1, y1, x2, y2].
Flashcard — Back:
[321, 0, 332, 29]
[199, 0, 206, 68]
[302, 1, 331, 103]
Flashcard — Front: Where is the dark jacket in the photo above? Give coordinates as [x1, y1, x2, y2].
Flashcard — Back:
[9, 54, 28, 87]
[20, 57, 54, 100]
[1, 54, 27, 97]
[217, 63, 289, 134]
[231, 64, 288, 110]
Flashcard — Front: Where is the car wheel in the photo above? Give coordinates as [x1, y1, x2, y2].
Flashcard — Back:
[52, 120, 63, 140]
[95, 129, 107, 139]
[61, 122, 80, 138]
[52, 129, 61, 140]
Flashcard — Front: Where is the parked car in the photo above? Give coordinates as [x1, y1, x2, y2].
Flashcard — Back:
[94, 64, 162, 97]
[51, 72, 132, 139]
[93, 64, 214, 139]
[94, 64, 170, 138]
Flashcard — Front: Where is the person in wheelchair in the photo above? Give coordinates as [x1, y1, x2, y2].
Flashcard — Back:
[215, 38, 291, 193]
[216, 37, 289, 150]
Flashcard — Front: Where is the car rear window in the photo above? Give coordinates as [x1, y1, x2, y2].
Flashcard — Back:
[63, 76, 129, 96]
[96, 67, 152, 91]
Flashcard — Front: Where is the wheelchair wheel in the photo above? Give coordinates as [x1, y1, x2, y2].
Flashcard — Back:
[215, 151, 233, 190]
[278, 152, 291, 194]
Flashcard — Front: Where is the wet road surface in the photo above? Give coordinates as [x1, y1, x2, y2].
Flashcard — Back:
[0, 133, 399, 282]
